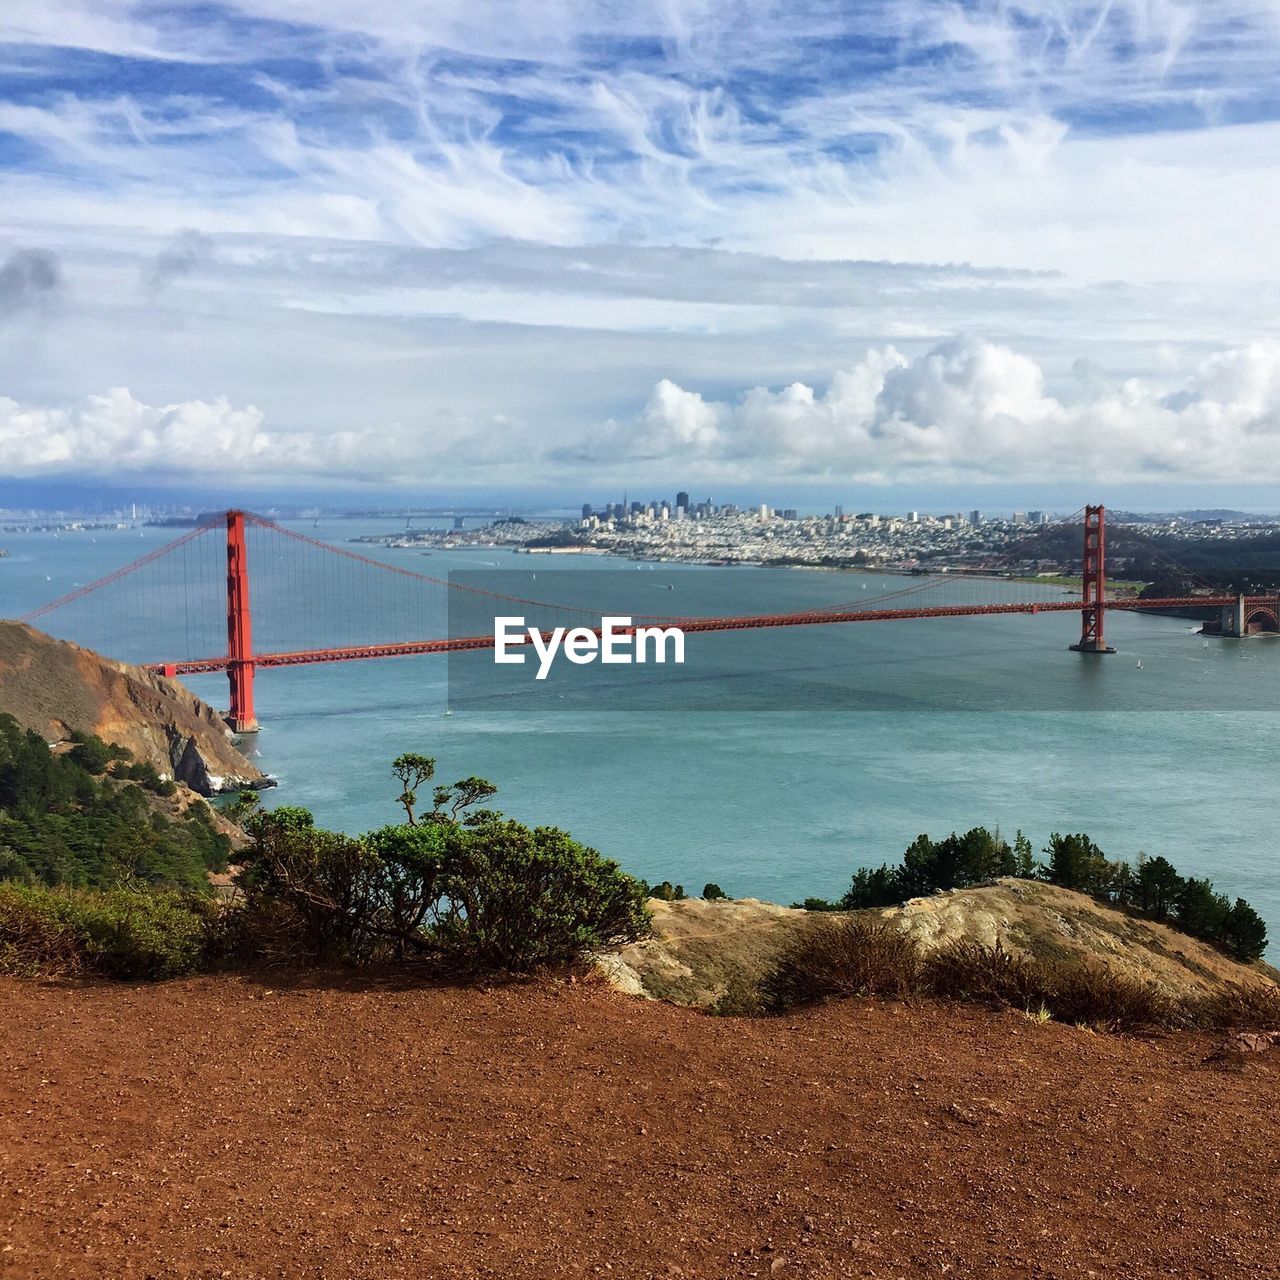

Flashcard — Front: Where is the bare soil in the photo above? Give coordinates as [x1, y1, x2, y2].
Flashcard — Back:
[3, 973, 1279, 1279]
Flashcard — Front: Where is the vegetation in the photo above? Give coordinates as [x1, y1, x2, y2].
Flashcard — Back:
[702, 883, 728, 901]
[234, 754, 650, 972]
[0, 713, 230, 892]
[821, 825, 1266, 963]
[0, 737, 648, 980]
[0, 881, 217, 980]
[761, 915, 1280, 1032]
[649, 881, 687, 901]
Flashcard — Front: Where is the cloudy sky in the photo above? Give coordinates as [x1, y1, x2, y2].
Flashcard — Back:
[2, 1, 1280, 506]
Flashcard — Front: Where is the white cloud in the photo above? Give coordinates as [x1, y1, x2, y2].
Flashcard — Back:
[0, 388, 269, 473]
[0, 385, 529, 482]
[6, 336, 1280, 486]
[572, 337, 1280, 484]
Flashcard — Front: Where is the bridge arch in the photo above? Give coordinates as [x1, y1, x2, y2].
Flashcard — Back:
[1245, 605, 1280, 634]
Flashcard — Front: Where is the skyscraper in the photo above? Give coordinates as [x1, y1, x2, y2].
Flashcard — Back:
[676, 491, 690, 512]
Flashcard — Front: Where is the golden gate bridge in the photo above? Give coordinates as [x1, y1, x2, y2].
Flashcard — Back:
[15, 506, 1274, 733]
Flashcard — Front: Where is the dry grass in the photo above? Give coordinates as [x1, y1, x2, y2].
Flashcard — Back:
[760, 915, 921, 1012]
[760, 915, 1277, 1034]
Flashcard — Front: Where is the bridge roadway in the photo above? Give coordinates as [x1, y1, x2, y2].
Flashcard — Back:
[147, 595, 1243, 677]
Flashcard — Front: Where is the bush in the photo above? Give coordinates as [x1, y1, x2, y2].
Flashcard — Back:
[1185, 982, 1280, 1031]
[0, 882, 216, 980]
[1036, 961, 1173, 1032]
[760, 915, 922, 1012]
[0, 882, 85, 976]
[703, 883, 728, 901]
[238, 762, 651, 973]
[920, 940, 1044, 1011]
[756, 919, 1255, 1033]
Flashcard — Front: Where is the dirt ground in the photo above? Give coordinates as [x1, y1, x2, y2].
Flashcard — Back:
[2, 973, 1278, 1279]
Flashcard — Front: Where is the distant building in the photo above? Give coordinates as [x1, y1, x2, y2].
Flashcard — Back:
[676, 491, 690, 512]
[834, 504, 844, 518]
[908, 510, 919, 523]
[1012, 511, 1027, 525]
[970, 509, 982, 525]
[758, 503, 770, 520]
[582, 502, 593, 520]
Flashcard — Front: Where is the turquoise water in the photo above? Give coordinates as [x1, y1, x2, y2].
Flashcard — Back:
[3, 518, 1278, 945]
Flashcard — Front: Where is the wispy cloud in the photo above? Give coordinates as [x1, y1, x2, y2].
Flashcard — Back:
[1, 2, 1279, 492]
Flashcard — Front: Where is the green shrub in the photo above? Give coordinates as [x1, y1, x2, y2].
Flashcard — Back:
[238, 761, 651, 973]
[703, 883, 728, 901]
[760, 915, 922, 1012]
[0, 882, 216, 980]
[435, 818, 651, 970]
[0, 882, 85, 976]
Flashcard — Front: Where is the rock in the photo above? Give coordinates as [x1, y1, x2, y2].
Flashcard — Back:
[0, 620, 266, 795]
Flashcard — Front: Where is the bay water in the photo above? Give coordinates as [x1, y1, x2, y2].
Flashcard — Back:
[3, 516, 1277, 945]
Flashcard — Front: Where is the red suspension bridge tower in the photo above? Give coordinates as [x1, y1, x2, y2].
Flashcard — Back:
[225, 510, 257, 732]
[1069, 504, 1116, 655]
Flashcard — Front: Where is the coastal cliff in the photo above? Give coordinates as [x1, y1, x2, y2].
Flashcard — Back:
[0, 620, 265, 795]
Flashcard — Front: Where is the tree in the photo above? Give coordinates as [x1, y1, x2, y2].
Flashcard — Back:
[1222, 899, 1269, 963]
[703, 883, 728, 901]
[1134, 855, 1182, 920]
[1175, 877, 1229, 939]
[1013, 830, 1036, 878]
[392, 753, 436, 825]
[841, 864, 904, 909]
[1044, 833, 1109, 895]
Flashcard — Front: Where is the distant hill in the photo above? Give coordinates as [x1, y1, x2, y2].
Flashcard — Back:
[1112, 508, 1275, 524]
[0, 621, 264, 795]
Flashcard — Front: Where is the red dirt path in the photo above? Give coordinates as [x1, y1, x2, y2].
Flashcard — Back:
[2, 973, 1278, 1279]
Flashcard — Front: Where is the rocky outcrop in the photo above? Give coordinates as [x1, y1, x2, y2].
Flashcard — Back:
[604, 879, 1277, 1007]
[0, 621, 266, 795]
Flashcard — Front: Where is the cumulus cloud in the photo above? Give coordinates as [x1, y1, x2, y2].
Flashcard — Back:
[7, 337, 1280, 486]
[571, 337, 1280, 484]
[0, 386, 528, 482]
[0, 388, 269, 474]
[0, 248, 61, 316]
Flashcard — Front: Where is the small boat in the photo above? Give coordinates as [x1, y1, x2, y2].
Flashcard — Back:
[1136, 660, 1143, 669]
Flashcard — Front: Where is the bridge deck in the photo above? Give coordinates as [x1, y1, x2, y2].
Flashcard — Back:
[148, 595, 1238, 676]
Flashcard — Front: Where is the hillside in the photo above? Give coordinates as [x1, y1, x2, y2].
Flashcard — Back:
[603, 879, 1277, 1008]
[0, 621, 263, 795]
